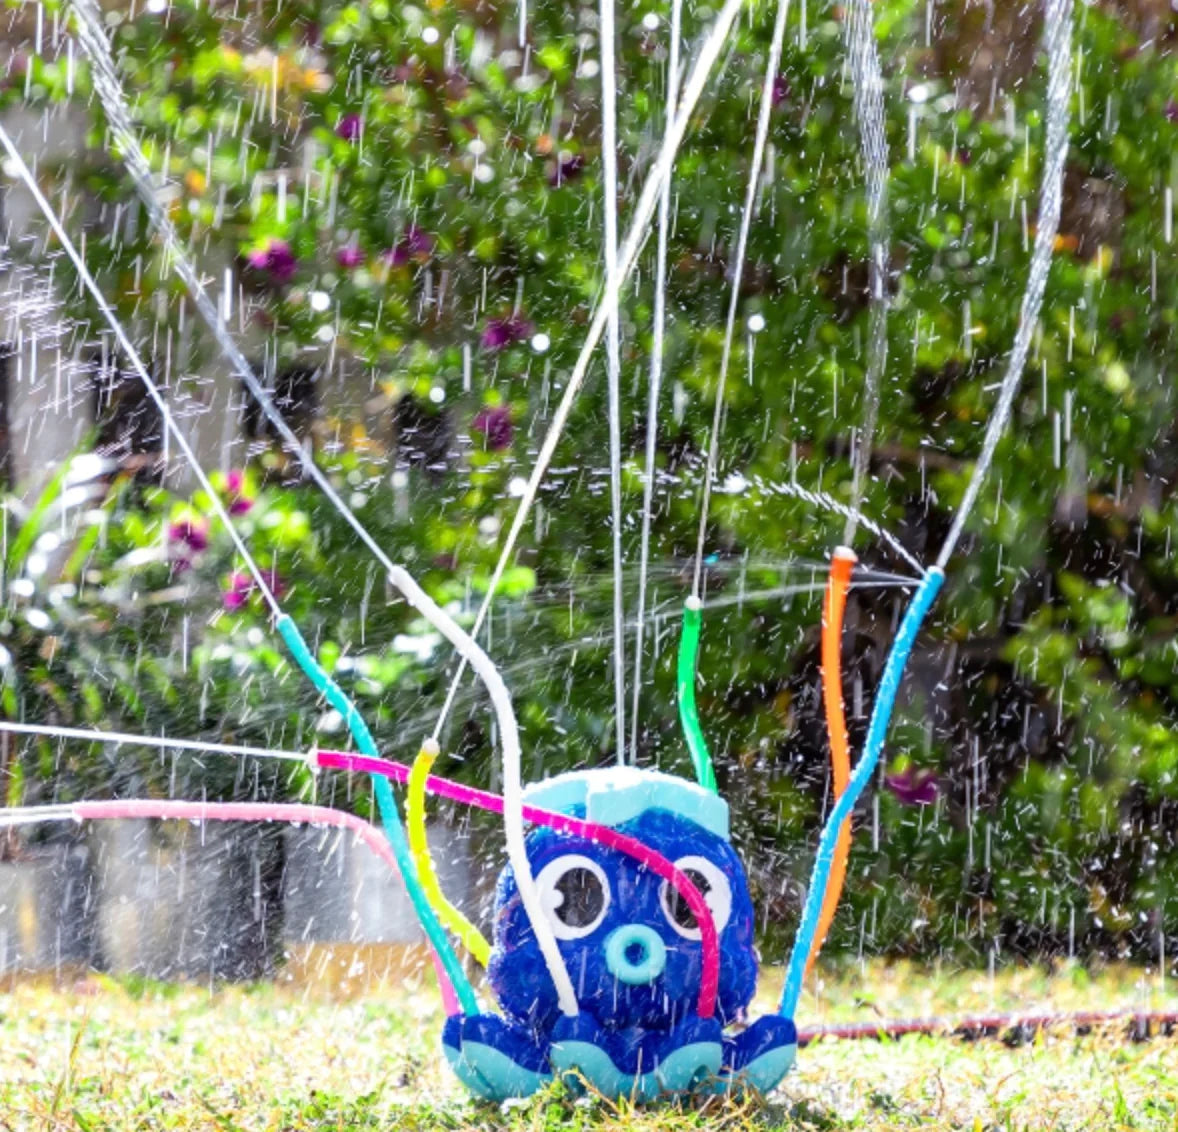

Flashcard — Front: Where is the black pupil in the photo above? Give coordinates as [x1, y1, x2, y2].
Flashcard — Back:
[667, 869, 711, 931]
[554, 867, 605, 928]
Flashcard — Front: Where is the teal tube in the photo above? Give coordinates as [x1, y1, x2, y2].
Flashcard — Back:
[677, 599, 718, 793]
[276, 615, 479, 1016]
[779, 567, 944, 1019]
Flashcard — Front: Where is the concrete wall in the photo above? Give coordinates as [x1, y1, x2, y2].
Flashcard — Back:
[0, 842, 96, 975]
[0, 816, 479, 981]
[284, 821, 473, 947]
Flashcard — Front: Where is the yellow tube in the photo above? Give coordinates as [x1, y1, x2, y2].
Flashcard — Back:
[407, 740, 491, 967]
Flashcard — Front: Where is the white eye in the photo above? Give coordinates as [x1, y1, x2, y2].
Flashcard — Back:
[660, 856, 732, 940]
[535, 854, 611, 940]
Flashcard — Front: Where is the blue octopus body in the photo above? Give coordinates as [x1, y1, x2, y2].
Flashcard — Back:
[442, 771, 796, 1100]
[489, 807, 756, 1033]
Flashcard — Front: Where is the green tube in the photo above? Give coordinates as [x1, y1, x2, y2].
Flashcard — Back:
[677, 598, 718, 793]
[276, 615, 479, 1016]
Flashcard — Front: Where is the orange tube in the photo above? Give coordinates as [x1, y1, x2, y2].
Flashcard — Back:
[805, 545, 857, 975]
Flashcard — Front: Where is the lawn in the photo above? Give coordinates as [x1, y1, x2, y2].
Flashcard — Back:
[2, 959, 1177, 1130]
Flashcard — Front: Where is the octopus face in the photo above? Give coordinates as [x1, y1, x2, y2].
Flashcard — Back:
[488, 806, 757, 1035]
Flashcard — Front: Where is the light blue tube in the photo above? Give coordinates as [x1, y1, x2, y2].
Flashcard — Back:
[779, 567, 945, 1019]
[276, 614, 479, 1016]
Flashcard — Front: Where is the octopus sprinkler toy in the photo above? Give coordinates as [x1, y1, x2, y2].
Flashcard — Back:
[447, 767, 795, 1099]
[365, 550, 940, 1101]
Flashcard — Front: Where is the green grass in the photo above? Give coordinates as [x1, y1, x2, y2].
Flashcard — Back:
[2, 960, 1178, 1129]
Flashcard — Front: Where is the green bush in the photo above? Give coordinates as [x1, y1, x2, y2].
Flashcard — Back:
[4, 0, 1178, 963]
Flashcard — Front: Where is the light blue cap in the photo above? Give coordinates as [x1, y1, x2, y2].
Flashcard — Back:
[523, 766, 729, 842]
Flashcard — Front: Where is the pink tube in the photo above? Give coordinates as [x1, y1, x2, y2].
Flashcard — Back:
[315, 750, 721, 1019]
[71, 799, 460, 1016]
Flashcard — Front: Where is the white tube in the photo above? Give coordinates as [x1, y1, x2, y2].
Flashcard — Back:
[600, 0, 628, 764]
[387, 564, 580, 1015]
[691, 0, 789, 598]
[0, 721, 304, 762]
[631, 0, 683, 763]
[936, 0, 1073, 568]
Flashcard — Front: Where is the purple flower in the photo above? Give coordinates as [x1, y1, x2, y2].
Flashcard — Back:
[772, 75, 791, 108]
[1166, 99, 1178, 124]
[247, 238, 297, 284]
[223, 572, 251, 611]
[547, 152, 585, 187]
[223, 568, 285, 611]
[405, 226, 435, 256]
[885, 767, 939, 807]
[336, 113, 363, 141]
[383, 225, 435, 267]
[168, 517, 209, 553]
[472, 406, 514, 451]
[480, 314, 532, 352]
[336, 244, 365, 269]
[225, 470, 254, 516]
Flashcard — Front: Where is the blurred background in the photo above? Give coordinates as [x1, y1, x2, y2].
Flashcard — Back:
[0, 0, 1174, 985]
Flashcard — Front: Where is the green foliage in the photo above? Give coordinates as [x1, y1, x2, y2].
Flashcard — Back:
[4, 0, 1178, 963]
